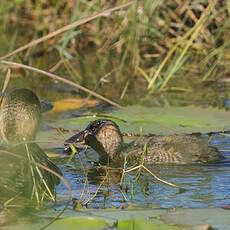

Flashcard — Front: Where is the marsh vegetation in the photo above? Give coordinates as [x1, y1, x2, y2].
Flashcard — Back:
[0, 1, 230, 229]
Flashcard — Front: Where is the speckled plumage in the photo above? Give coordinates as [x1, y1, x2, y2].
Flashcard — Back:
[122, 135, 221, 165]
[0, 88, 41, 144]
[65, 119, 223, 166]
[0, 88, 62, 198]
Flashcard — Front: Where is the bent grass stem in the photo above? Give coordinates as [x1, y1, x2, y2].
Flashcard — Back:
[0, 1, 134, 61]
[125, 165, 181, 190]
[0, 148, 72, 230]
[0, 60, 121, 108]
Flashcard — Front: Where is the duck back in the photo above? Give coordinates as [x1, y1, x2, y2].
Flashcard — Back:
[123, 135, 222, 165]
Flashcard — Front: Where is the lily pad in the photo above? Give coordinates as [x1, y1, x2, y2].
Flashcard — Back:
[11, 208, 229, 230]
[117, 219, 179, 230]
[55, 105, 230, 135]
[47, 217, 113, 230]
[112, 105, 230, 134]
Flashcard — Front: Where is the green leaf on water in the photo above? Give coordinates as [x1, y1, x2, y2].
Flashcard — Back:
[47, 217, 113, 230]
[55, 105, 230, 135]
[118, 219, 179, 230]
[112, 105, 230, 134]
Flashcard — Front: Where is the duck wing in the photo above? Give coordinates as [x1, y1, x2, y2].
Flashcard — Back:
[123, 135, 222, 165]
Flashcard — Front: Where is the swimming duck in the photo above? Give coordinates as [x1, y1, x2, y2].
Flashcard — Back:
[0, 88, 62, 198]
[64, 119, 223, 166]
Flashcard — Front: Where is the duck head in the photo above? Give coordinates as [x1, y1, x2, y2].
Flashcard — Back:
[0, 88, 41, 145]
[64, 119, 123, 164]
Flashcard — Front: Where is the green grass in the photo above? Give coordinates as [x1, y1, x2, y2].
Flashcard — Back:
[0, 0, 230, 101]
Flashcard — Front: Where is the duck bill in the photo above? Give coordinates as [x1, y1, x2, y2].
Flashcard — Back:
[64, 130, 87, 152]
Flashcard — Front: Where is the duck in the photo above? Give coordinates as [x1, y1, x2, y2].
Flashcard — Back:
[64, 119, 223, 166]
[0, 88, 41, 144]
[0, 88, 62, 199]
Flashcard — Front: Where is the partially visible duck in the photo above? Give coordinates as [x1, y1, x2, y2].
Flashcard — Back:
[0, 88, 62, 198]
[64, 119, 223, 166]
[0, 88, 41, 144]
